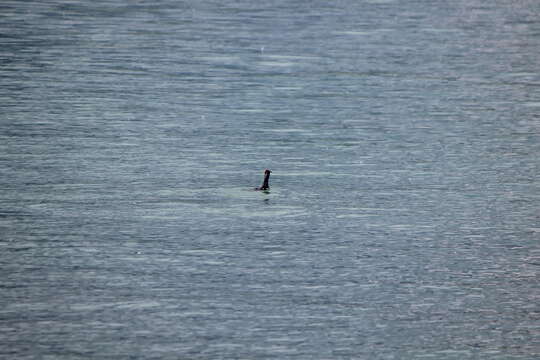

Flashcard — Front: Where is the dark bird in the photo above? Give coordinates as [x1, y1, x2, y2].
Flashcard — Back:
[255, 169, 272, 191]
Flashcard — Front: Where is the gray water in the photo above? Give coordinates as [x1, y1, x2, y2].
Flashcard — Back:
[1, 1, 539, 359]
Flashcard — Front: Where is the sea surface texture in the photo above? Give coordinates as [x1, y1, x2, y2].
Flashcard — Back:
[1, 0, 539, 359]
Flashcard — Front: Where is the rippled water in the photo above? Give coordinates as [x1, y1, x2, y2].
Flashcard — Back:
[1, 0, 539, 358]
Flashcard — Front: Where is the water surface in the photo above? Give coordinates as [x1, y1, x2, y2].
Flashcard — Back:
[1, 0, 539, 358]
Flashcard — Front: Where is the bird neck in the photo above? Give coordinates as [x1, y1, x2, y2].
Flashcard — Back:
[261, 173, 270, 190]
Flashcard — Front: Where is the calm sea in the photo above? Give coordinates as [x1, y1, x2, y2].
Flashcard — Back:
[1, 0, 539, 358]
